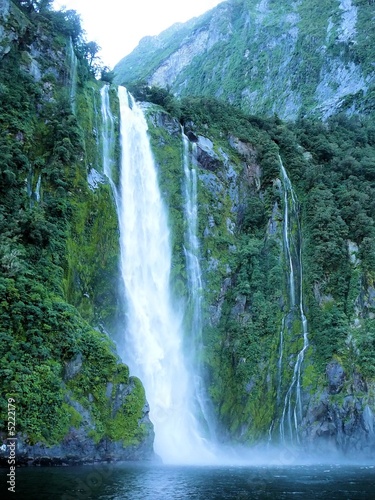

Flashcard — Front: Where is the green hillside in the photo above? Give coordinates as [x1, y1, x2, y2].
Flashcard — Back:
[114, 0, 375, 120]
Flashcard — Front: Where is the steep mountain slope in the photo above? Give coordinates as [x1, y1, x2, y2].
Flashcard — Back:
[2, 0, 375, 464]
[0, 0, 154, 464]
[114, 0, 375, 120]
[144, 97, 375, 455]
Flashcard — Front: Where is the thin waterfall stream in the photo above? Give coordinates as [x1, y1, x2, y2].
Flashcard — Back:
[100, 85, 118, 202]
[67, 38, 77, 113]
[278, 156, 309, 445]
[182, 131, 216, 442]
[100, 86, 313, 463]
[101, 85, 214, 464]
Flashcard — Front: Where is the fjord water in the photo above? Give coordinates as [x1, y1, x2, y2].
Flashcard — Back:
[95, 88, 375, 499]
[114, 87, 214, 464]
[8, 463, 375, 499]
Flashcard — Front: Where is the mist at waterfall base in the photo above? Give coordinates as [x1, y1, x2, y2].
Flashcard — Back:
[106, 86, 217, 465]
[5, 462, 375, 499]
[99, 86, 375, 471]
[6, 86, 374, 499]
[104, 87, 297, 467]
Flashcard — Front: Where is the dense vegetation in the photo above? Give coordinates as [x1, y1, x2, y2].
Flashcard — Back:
[114, 0, 375, 120]
[143, 90, 375, 441]
[1, 0, 375, 455]
[0, 1, 150, 452]
[199, 104, 375, 440]
[293, 115, 375, 370]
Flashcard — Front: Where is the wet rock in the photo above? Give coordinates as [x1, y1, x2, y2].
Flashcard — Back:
[228, 135, 256, 162]
[0, 0, 28, 60]
[231, 294, 247, 317]
[362, 406, 374, 435]
[197, 148, 222, 172]
[366, 287, 375, 308]
[186, 130, 198, 142]
[348, 240, 360, 265]
[88, 168, 106, 191]
[352, 372, 367, 393]
[245, 378, 256, 394]
[0, 0, 10, 19]
[199, 172, 223, 199]
[183, 121, 198, 142]
[112, 380, 135, 414]
[316, 420, 336, 437]
[268, 201, 280, 235]
[210, 277, 231, 326]
[64, 353, 82, 380]
[106, 382, 113, 398]
[303, 379, 375, 458]
[0, 381, 155, 466]
[143, 104, 180, 136]
[326, 361, 345, 394]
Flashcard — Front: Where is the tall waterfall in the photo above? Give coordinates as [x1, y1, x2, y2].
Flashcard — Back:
[182, 133, 216, 441]
[109, 86, 214, 464]
[278, 157, 309, 445]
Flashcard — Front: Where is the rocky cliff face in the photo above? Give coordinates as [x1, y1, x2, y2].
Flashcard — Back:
[2, 0, 375, 465]
[0, 2, 154, 465]
[143, 98, 375, 457]
[303, 364, 375, 457]
[1, 376, 154, 466]
[0, 0, 24, 57]
[114, 0, 375, 120]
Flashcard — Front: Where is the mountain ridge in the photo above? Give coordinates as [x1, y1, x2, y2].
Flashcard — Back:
[114, 0, 375, 120]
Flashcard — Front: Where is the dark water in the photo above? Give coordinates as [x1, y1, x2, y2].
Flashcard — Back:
[2, 463, 375, 499]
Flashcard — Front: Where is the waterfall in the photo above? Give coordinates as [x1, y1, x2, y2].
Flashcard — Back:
[67, 39, 78, 112]
[35, 174, 41, 203]
[92, 88, 100, 156]
[278, 157, 309, 445]
[281, 162, 296, 308]
[27, 170, 41, 206]
[109, 86, 214, 464]
[182, 132, 216, 441]
[100, 85, 117, 199]
[276, 317, 285, 407]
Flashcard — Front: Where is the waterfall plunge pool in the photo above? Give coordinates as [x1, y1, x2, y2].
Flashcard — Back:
[3, 461, 375, 499]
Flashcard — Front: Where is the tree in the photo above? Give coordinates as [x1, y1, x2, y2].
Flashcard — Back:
[83, 41, 101, 68]
[14, 0, 53, 12]
[100, 67, 115, 83]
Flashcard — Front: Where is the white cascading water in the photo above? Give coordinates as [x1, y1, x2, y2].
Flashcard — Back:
[27, 172, 41, 206]
[277, 157, 296, 412]
[100, 86, 118, 201]
[35, 174, 41, 203]
[112, 86, 214, 464]
[278, 157, 309, 445]
[182, 132, 216, 440]
[68, 39, 78, 112]
[182, 134, 202, 351]
[276, 316, 285, 407]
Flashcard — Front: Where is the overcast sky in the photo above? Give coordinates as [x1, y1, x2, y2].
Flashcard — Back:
[53, 0, 224, 68]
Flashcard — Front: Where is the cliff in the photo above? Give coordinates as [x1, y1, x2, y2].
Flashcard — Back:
[114, 0, 375, 121]
[1, 0, 375, 464]
[143, 98, 375, 456]
[0, 0, 154, 465]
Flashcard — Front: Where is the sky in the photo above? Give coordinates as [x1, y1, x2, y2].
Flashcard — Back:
[53, 0, 224, 68]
